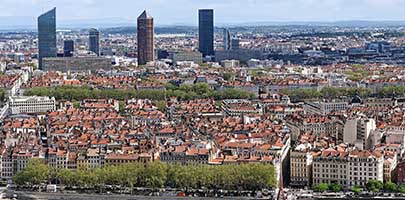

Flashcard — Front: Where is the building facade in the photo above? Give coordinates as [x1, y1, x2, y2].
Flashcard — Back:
[38, 8, 57, 70]
[42, 56, 111, 72]
[137, 10, 154, 65]
[63, 40, 74, 57]
[9, 96, 56, 114]
[169, 51, 203, 65]
[304, 101, 348, 116]
[343, 118, 376, 150]
[313, 149, 384, 189]
[223, 28, 231, 51]
[290, 150, 313, 188]
[198, 9, 214, 57]
[89, 28, 100, 56]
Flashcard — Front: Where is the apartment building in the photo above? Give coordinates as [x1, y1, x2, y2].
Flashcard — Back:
[290, 144, 313, 188]
[343, 118, 376, 150]
[304, 101, 348, 116]
[313, 148, 383, 189]
[9, 96, 56, 115]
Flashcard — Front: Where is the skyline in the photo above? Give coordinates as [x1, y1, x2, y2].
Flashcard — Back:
[3, 0, 405, 28]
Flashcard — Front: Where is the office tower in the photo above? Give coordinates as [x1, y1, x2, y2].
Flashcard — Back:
[223, 28, 231, 50]
[198, 9, 214, 57]
[38, 8, 57, 70]
[63, 40, 74, 57]
[137, 10, 154, 65]
[231, 38, 240, 50]
[89, 28, 100, 56]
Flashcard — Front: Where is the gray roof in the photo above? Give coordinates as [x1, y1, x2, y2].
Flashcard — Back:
[138, 10, 153, 19]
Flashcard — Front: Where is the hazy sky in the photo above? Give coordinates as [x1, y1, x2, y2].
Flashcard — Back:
[2, 0, 405, 25]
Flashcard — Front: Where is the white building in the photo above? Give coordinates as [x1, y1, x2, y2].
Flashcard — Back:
[9, 96, 56, 115]
[304, 101, 348, 116]
[221, 60, 240, 68]
[343, 118, 376, 150]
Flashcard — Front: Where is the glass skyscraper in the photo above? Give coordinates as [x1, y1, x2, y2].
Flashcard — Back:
[89, 28, 100, 56]
[63, 40, 74, 57]
[38, 8, 57, 70]
[198, 9, 214, 57]
[223, 28, 231, 51]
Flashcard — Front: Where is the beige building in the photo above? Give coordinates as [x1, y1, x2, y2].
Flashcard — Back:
[290, 144, 313, 188]
[383, 152, 397, 182]
[287, 115, 343, 141]
[313, 148, 384, 189]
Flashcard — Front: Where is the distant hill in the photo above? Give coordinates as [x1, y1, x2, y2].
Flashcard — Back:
[101, 26, 197, 34]
[2, 16, 405, 31]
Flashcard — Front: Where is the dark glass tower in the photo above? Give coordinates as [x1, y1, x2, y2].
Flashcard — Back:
[89, 28, 100, 56]
[38, 8, 57, 70]
[137, 10, 154, 65]
[198, 9, 214, 57]
[223, 28, 231, 50]
[63, 40, 74, 57]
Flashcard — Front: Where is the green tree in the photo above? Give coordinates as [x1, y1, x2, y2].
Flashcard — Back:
[165, 82, 179, 91]
[384, 181, 397, 192]
[366, 179, 383, 192]
[57, 169, 77, 188]
[329, 183, 343, 192]
[398, 184, 405, 193]
[193, 83, 210, 96]
[351, 185, 362, 195]
[222, 73, 235, 81]
[13, 159, 49, 186]
[0, 89, 5, 102]
[314, 183, 329, 193]
[142, 162, 167, 188]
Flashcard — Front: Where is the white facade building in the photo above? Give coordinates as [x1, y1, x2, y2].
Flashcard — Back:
[343, 118, 376, 150]
[9, 96, 56, 115]
[304, 101, 348, 115]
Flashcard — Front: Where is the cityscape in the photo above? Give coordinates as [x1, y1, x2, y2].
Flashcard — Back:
[3, 0, 405, 199]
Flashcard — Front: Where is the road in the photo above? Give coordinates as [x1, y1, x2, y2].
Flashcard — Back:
[5, 190, 261, 200]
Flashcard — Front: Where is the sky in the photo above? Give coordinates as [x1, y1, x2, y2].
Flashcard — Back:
[1, 0, 405, 26]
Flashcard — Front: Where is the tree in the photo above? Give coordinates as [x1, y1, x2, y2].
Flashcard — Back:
[193, 83, 210, 96]
[165, 82, 179, 91]
[384, 181, 397, 193]
[398, 184, 405, 193]
[366, 179, 383, 192]
[222, 73, 235, 81]
[57, 169, 77, 188]
[314, 183, 329, 193]
[351, 185, 362, 195]
[329, 183, 343, 192]
[0, 89, 5, 102]
[13, 159, 49, 186]
[142, 162, 167, 188]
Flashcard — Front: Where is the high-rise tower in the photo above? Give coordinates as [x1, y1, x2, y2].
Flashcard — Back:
[198, 9, 214, 57]
[137, 10, 154, 65]
[38, 8, 57, 70]
[63, 40, 74, 57]
[89, 28, 100, 56]
[223, 28, 231, 50]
